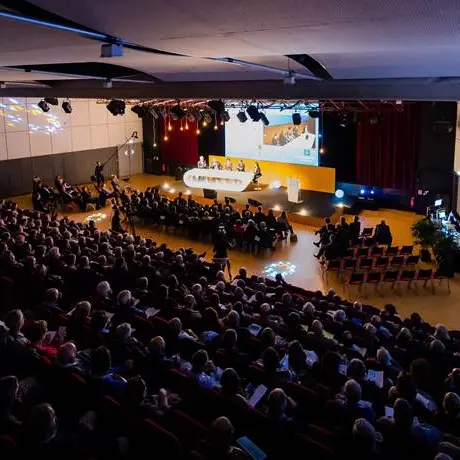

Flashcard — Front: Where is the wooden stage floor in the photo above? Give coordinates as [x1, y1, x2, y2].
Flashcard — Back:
[9, 173, 460, 329]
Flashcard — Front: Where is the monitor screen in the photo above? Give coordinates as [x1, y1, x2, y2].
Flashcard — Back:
[225, 105, 320, 166]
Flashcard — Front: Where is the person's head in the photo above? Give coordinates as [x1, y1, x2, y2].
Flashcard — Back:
[149, 336, 166, 357]
[376, 347, 391, 367]
[311, 319, 323, 337]
[303, 302, 315, 316]
[443, 392, 460, 417]
[220, 368, 240, 396]
[393, 398, 414, 431]
[395, 373, 417, 402]
[91, 346, 112, 376]
[124, 376, 147, 406]
[410, 358, 430, 388]
[28, 320, 48, 344]
[435, 323, 451, 341]
[344, 379, 362, 405]
[430, 338, 446, 355]
[262, 347, 280, 373]
[348, 359, 366, 381]
[74, 301, 91, 322]
[260, 327, 276, 348]
[209, 416, 234, 452]
[191, 349, 209, 373]
[0, 376, 19, 413]
[116, 323, 132, 342]
[24, 403, 57, 443]
[352, 418, 380, 453]
[267, 388, 288, 417]
[226, 310, 240, 329]
[5, 309, 24, 334]
[117, 290, 134, 308]
[333, 309, 346, 323]
[168, 317, 183, 335]
[96, 280, 112, 298]
[44, 288, 60, 304]
[288, 340, 306, 370]
[57, 342, 77, 366]
[222, 328, 237, 351]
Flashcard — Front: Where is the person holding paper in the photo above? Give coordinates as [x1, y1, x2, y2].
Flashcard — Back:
[220, 368, 250, 408]
[191, 350, 221, 390]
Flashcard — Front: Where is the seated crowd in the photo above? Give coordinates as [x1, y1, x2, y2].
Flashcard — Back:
[315, 216, 393, 261]
[32, 175, 125, 214]
[1, 199, 460, 460]
[129, 188, 295, 251]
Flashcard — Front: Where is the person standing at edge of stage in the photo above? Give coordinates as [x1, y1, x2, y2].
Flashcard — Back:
[94, 161, 104, 188]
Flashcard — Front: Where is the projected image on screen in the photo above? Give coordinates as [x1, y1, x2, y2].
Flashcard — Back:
[225, 107, 319, 166]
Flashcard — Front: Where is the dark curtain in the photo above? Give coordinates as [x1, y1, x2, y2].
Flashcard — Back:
[356, 105, 418, 190]
[198, 124, 225, 159]
[158, 118, 198, 165]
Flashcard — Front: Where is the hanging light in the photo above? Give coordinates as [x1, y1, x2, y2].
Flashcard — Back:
[196, 128, 201, 135]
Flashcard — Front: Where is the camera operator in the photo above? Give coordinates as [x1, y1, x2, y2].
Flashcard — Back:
[111, 205, 124, 233]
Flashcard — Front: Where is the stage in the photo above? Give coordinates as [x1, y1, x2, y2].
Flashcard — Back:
[158, 176, 341, 227]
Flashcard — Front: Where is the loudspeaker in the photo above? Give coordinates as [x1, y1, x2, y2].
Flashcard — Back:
[248, 198, 262, 207]
[292, 113, 301, 125]
[203, 189, 217, 199]
[225, 196, 236, 203]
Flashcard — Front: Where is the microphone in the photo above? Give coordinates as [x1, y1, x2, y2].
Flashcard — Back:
[131, 131, 138, 139]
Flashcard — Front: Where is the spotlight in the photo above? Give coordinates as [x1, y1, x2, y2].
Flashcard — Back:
[164, 135, 169, 141]
[170, 104, 186, 119]
[61, 101, 72, 114]
[337, 202, 344, 208]
[131, 105, 147, 118]
[246, 105, 261, 122]
[38, 100, 50, 112]
[213, 125, 218, 130]
[220, 121, 224, 126]
[44, 97, 58, 106]
[292, 113, 301, 125]
[298, 208, 308, 216]
[237, 111, 248, 123]
[360, 189, 365, 195]
[196, 129, 201, 135]
[260, 113, 269, 126]
[370, 190, 375, 195]
[185, 190, 192, 195]
[335, 189, 344, 199]
[308, 110, 320, 118]
[106, 99, 126, 116]
[169, 188, 176, 194]
[273, 204, 282, 212]
[319, 147, 325, 154]
[163, 182, 170, 190]
[207, 100, 225, 114]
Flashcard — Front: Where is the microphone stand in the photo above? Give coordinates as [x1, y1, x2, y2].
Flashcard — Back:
[102, 131, 139, 169]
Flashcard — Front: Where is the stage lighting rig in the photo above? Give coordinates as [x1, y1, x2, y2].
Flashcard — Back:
[260, 113, 269, 126]
[62, 101, 72, 114]
[38, 100, 50, 112]
[220, 111, 230, 122]
[292, 113, 301, 125]
[246, 105, 261, 122]
[106, 99, 126, 116]
[44, 97, 59, 106]
[237, 111, 248, 123]
[207, 100, 225, 115]
[170, 104, 186, 120]
[131, 105, 147, 118]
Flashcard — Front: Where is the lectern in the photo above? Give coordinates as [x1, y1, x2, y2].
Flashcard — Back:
[287, 177, 302, 203]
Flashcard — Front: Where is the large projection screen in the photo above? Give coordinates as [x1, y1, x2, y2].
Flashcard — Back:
[225, 107, 319, 166]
